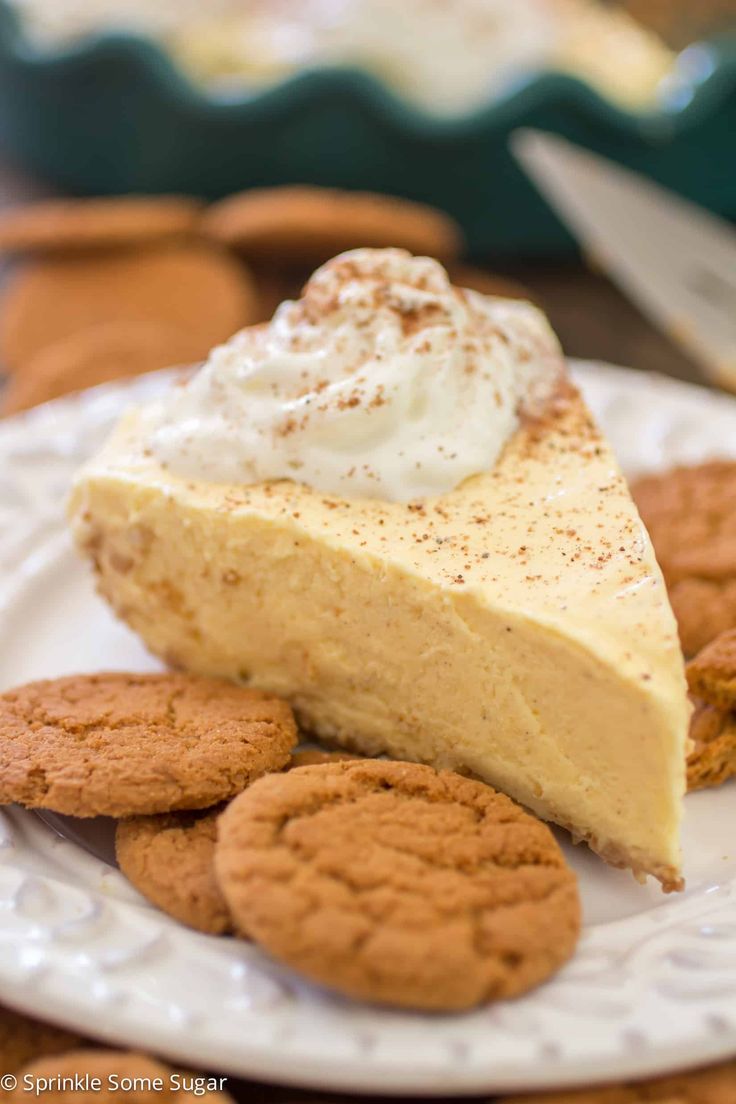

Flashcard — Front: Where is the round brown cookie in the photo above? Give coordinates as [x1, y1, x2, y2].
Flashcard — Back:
[288, 748, 361, 769]
[201, 186, 464, 265]
[0, 243, 258, 373]
[446, 263, 531, 301]
[499, 1056, 736, 1102]
[0, 673, 297, 818]
[631, 461, 736, 656]
[0, 196, 203, 256]
[116, 808, 231, 934]
[686, 628, 736, 709]
[1, 321, 197, 416]
[12, 1051, 233, 1103]
[0, 1005, 86, 1076]
[215, 759, 580, 1011]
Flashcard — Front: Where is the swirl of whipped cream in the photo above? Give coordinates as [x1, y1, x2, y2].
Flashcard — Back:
[145, 248, 564, 501]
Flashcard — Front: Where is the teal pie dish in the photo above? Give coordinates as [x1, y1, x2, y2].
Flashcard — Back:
[0, 0, 733, 256]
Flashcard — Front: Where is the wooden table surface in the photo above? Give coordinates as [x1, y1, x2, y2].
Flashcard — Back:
[0, 154, 713, 1103]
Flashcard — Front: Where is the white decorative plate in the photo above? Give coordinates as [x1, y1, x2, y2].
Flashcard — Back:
[0, 362, 735, 1097]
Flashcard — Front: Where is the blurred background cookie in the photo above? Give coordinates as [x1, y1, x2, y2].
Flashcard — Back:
[0, 196, 203, 256]
[0, 243, 258, 373]
[631, 461, 736, 656]
[201, 186, 464, 266]
[1, 321, 196, 415]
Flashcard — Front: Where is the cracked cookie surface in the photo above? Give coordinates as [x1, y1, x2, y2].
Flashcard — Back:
[116, 808, 232, 934]
[215, 759, 580, 1011]
[0, 673, 296, 817]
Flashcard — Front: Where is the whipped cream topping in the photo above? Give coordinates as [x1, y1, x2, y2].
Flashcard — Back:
[145, 249, 564, 502]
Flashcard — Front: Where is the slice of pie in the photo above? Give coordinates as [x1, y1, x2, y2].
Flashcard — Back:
[68, 249, 689, 890]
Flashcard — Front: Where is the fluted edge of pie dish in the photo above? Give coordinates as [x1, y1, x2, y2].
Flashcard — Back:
[0, 0, 733, 254]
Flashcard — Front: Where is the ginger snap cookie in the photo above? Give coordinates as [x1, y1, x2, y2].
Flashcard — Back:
[1, 321, 196, 416]
[631, 461, 736, 656]
[0, 673, 297, 818]
[215, 759, 580, 1011]
[12, 1051, 233, 1103]
[0, 196, 203, 256]
[0, 1005, 86, 1077]
[201, 186, 464, 265]
[0, 244, 257, 373]
[500, 1056, 736, 1102]
[116, 809, 231, 935]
